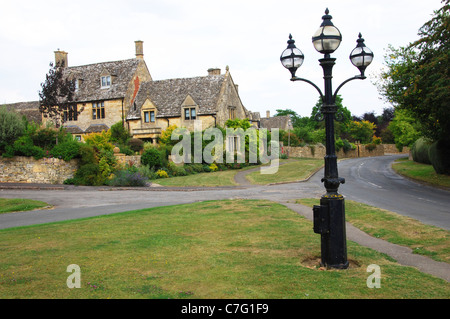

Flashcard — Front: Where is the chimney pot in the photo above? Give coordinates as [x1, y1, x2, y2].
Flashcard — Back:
[266, 111, 270, 118]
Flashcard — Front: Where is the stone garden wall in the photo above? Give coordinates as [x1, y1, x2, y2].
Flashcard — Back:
[0, 156, 78, 184]
[284, 144, 406, 159]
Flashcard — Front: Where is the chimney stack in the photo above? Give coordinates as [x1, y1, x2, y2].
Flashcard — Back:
[135, 40, 144, 59]
[207, 68, 221, 76]
[54, 50, 68, 67]
[266, 110, 270, 118]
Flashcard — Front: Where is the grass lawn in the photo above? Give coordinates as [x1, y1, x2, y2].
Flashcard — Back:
[0, 199, 448, 299]
[152, 158, 323, 187]
[246, 158, 323, 185]
[0, 198, 50, 214]
[151, 168, 241, 187]
[298, 198, 450, 264]
[392, 158, 450, 189]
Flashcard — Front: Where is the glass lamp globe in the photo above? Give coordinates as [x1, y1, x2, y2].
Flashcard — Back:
[280, 34, 304, 78]
[350, 33, 374, 76]
[312, 8, 342, 54]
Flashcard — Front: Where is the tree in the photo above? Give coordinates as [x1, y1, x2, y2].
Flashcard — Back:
[39, 61, 76, 129]
[388, 109, 421, 151]
[312, 95, 352, 140]
[0, 106, 25, 152]
[274, 108, 301, 127]
[378, 0, 449, 143]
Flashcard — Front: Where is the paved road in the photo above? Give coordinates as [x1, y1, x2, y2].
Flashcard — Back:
[0, 155, 449, 230]
[336, 155, 450, 230]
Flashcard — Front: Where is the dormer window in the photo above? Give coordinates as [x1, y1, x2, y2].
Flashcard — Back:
[184, 107, 196, 120]
[101, 75, 111, 88]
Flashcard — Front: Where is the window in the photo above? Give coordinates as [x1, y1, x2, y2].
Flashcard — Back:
[101, 76, 111, 88]
[227, 136, 240, 153]
[74, 79, 79, 92]
[75, 135, 82, 141]
[150, 111, 155, 122]
[92, 101, 105, 119]
[63, 105, 78, 122]
[229, 107, 236, 120]
[184, 107, 196, 120]
[144, 111, 155, 123]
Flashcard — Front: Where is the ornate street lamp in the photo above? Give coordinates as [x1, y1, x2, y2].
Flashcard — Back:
[280, 8, 373, 269]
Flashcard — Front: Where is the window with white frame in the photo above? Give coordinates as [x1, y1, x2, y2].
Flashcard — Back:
[101, 76, 111, 88]
[226, 135, 240, 153]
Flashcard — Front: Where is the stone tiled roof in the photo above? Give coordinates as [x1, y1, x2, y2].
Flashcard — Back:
[3, 101, 42, 124]
[66, 59, 141, 103]
[249, 111, 261, 122]
[64, 125, 84, 134]
[84, 124, 110, 133]
[128, 75, 226, 119]
[259, 115, 292, 131]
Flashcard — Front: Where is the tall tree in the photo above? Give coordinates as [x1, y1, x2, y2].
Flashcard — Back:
[378, 0, 449, 142]
[39, 61, 76, 129]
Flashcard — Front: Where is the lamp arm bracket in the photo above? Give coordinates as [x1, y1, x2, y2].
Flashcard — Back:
[333, 75, 366, 102]
[291, 77, 324, 102]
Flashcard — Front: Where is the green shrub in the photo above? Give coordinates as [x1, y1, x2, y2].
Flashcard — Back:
[428, 139, 450, 175]
[141, 148, 164, 169]
[128, 138, 144, 153]
[78, 143, 97, 165]
[110, 121, 130, 144]
[108, 170, 149, 187]
[167, 162, 187, 176]
[310, 129, 326, 145]
[10, 136, 45, 159]
[73, 163, 104, 186]
[335, 138, 344, 152]
[137, 165, 158, 180]
[50, 140, 80, 161]
[189, 163, 205, 173]
[117, 144, 133, 155]
[411, 137, 432, 164]
[30, 127, 58, 150]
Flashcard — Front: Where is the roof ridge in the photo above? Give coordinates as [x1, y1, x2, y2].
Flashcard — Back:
[151, 74, 226, 83]
[67, 58, 138, 70]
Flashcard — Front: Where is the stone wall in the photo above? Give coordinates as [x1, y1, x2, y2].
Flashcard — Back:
[382, 144, 410, 154]
[0, 156, 78, 184]
[113, 147, 141, 167]
[284, 143, 387, 159]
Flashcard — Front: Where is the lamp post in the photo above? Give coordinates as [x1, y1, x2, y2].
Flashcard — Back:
[280, 8, 373, 269]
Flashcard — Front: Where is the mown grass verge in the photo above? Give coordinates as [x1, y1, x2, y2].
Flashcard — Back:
[297, 198, 450, 264]
[0, 199, 448, 299]
[392, 158, 450, 189]
[0, 198, 50, 214]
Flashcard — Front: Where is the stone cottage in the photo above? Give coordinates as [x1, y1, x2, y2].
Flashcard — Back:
[6, 41, 288, 142]
[127, 66, 249, 143]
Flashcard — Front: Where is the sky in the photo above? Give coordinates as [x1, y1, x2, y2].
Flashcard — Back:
[0, 0, 444, 118]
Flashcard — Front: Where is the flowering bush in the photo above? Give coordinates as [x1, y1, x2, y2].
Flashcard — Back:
[156, 169, 169, 178]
